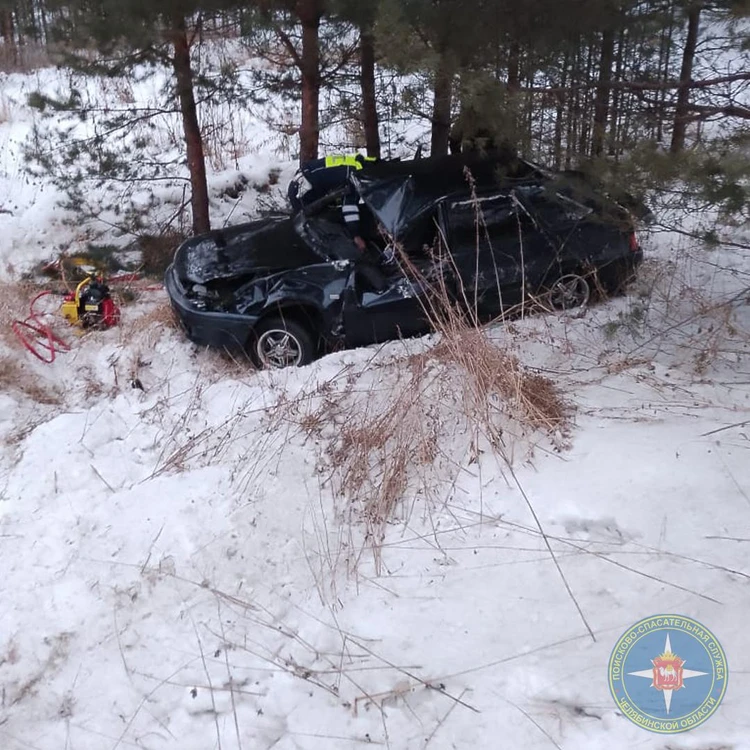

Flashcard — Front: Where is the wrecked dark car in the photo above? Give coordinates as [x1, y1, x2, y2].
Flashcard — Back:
[165, 154, 643, 368]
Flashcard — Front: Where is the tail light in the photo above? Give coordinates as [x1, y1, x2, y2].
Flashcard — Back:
[628, 231, 640, 252]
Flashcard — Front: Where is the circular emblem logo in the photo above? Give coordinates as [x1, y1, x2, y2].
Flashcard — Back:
[608, 615, 728, 733]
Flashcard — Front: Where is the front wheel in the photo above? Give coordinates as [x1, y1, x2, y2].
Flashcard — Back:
[251, 317, 316, 369]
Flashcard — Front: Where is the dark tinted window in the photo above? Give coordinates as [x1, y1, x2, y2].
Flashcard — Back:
[516, 185, 592, 225]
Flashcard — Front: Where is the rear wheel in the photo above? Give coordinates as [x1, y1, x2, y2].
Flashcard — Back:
[597, 264, 637, 297]
[545, 273, 591, 311]
[251, 317, 316, 369]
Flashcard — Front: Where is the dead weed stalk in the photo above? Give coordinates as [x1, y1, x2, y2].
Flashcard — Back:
[277, 221, 569, 573]
[0, 354, 63, 405]
[618, 247, 750, 373]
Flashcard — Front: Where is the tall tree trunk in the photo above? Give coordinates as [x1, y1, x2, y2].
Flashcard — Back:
[360, 28, 380, 158]
[566, 38, 581, 168]
[14, 0, 26, 48]
[591, 28, 615, 157]
[431, 53, 453, 157]
[39, 0, 48, 46]
[656, 0, 675, 142]
[507, 40, 520, 92]
[608, 26, 625, 156]
[578, 42, 595, 156]
[1, 8, 16, 64]
[670, 2, 701, 154]
[554, 52, 569, 169]
[296, 0, 322, 163]
[171, 15, 210, 235]
[24, 0, 39, 43]
[524, 70, 535, 155]
[507, 39, 521, 147]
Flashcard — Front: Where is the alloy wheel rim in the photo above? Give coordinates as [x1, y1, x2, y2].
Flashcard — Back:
[549, 274, 590, 310]
[257, 329, 303, 368]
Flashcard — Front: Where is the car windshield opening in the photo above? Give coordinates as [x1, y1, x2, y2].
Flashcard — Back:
[298, 214, 360, 262]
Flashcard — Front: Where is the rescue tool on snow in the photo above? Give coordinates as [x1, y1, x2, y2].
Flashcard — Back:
[61, 277, 120, 329]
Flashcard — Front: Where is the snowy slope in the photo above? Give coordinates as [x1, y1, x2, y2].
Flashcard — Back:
[1, 60, 750, 750]
[0, 234, 748, 750]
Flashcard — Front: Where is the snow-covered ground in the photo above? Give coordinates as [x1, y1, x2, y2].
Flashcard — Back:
[1, 60, 750, 750]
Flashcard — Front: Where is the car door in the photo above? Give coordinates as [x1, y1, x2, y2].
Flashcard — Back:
[512, 186, 593, 281]
[340, 207, 447, 348]
[341, 264, 434, 347]
[445, 192, 554, 318]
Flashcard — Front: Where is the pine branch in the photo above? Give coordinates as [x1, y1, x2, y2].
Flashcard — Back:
[319, 41, 359, 82]
[273, 24, 302, 68]
[685, 103, 750, 120]
[522, 71, 750, 96]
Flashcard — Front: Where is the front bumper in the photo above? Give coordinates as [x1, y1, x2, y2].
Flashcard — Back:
[165, 265, 258, 351]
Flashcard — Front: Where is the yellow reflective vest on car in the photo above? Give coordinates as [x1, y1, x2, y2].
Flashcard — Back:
[324, 155, 377, 170]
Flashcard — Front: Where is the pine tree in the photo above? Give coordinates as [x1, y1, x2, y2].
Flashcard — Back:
[330, 0, 382, 157]
[31, 0, 234, 234]
[670, 1, 702, 153]
[376, 0, 502, 156]
[252, 0, 328, 163]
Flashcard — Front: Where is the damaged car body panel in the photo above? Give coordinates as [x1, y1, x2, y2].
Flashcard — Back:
[166, 153, 643, 367]
[353, 153, 540, 239]
[174, 216, 324, 287]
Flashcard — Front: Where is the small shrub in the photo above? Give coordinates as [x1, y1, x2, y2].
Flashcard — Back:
[603, 320, 620, 340]
[83, 244, 127, 273]
[140, 233, 183, 278]
[268, 167, 281, 186]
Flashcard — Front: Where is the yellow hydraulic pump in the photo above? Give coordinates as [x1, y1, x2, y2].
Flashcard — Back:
[61, 277, 120, 328]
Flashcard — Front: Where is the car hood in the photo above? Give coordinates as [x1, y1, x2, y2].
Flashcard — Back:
[173, 215, 324, 285]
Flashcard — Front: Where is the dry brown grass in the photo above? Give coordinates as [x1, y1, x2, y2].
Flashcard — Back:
[124, 299, 178, 338]
[327, 357, 440, 539]
[429, 326, 567, 433]
[0, 43, 51, 73]
[608, 247, 750, 375]
[0, 281, 66, 404]
[0, 281, 46, 348]
[115, 299, 176, 381]
[122, 297, 251, 385]
[0, 353, 63, 405]
[267, 186, 573, 572]
[272, 247, 570, 572]
[278, 334, 568, 574]
[393, 208, 570, 438]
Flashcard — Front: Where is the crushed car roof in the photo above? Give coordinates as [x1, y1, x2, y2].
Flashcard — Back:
[352, 151, 543, 237]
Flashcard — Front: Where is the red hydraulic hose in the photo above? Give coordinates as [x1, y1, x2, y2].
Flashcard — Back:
[10, 276, 162, 364]
[11, 291, 71, 364]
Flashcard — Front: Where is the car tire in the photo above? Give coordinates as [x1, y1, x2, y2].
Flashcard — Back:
[597, 264, 637, 297]
[544, 273, 591, 311]
[250, 316, 316, 369]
